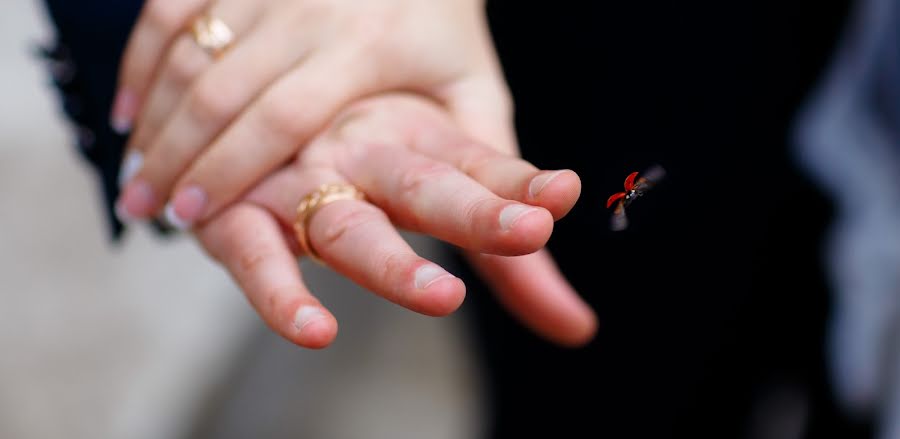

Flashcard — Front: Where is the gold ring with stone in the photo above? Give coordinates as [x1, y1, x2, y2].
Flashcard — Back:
[189, 14, 234, 59]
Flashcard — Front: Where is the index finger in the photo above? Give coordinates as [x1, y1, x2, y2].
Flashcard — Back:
[112, 0, 207, 132]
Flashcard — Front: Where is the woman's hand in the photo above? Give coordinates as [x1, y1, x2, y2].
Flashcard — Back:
[193, 94, 597, 348]
[113, 0, 512, 230]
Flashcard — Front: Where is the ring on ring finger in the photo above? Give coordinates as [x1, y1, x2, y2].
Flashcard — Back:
[294, 183, 366, 265]
[188, 14, 235, 59]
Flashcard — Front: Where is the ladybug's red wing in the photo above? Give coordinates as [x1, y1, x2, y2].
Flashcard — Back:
[623, 172, 639, 191]
[610, 200, 628, 231]
[607, 192, 626, 208]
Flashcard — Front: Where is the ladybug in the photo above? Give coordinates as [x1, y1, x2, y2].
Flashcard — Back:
[606, 165, 665, 231]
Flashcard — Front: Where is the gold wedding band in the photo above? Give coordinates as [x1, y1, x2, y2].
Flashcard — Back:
[294, 183, 366, 264]
[189, 14, 234, 59]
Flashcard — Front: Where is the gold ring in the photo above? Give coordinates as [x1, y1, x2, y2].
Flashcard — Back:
[189, 14, 234, 59]
[294, 183, 366, 264]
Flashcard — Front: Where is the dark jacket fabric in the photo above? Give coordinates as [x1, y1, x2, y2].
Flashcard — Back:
[41, 0, 154, 238]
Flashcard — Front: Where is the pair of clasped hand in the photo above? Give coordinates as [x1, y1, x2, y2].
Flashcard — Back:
[113, 0, 596, 349]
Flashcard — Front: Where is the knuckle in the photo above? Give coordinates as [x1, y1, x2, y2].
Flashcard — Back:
[186, 79, 237, 125]
[328, 104, 375, 141]
[165, 40, 205, 86]
[379, 251, 409, 302]
[259, 284, 294, 317]
[258, 94, 311, 141]
[236, 243, 277, 276]
[144, 1, 184, 33]
[398, 161, 456, 198]
[457, 148, 497, 176]
[317, 204, 383, 248]
[340, 16, 397, 81]
[297, 0, 331, 22]
[462, 197, 494, 232]
[347, 14, 391, 49]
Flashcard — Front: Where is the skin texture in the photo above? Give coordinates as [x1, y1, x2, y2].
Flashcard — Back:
[113, 0, 513, 231]
[193, 94, 597, 349]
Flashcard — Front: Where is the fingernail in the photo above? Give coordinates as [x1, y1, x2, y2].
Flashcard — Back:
[115, 180, 155, 223]
[114, 201, 137, 223]
[110, 88, 136, 134]
[293, 306, 326, 333]
[529, 170, 565, 198]
[164, 185, 208, 230]
[415, 264, 453, 290]
[118, 151, 143, 188]
[499, 204, 537, 231]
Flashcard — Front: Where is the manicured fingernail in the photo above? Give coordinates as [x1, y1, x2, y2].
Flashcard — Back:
[415, 264, 453, 290]
[499, 204, 537, 231]
[293, 306, 326, 333]
[114, 201, 137, 223]
[118, 151, 143, 188]
[110, 88, 136, 134]
[164, 185, 207, 230]
[115, 180, 155, 223]
[529, 170, 565, 198]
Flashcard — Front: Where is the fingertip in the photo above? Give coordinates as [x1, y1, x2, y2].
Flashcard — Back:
[110, 88, 137, 135]
[408, 263, 467, 317]
[165, 185, 209, 230]
[164, 203, 190, 230]
[496, 206, 554, 256]
[529, 170, 582, 220]
[118, 151, 144, 188]
[292, 306, 338, 349]
[555, 308, 599, 348]
[116, 179, 158, 220]
[467, 249, 598, 349]
[418, 276, 467, 317]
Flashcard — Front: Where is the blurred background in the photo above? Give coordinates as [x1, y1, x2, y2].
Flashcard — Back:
[5, 0, 900, 437]
[0, 2, 483, 438]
